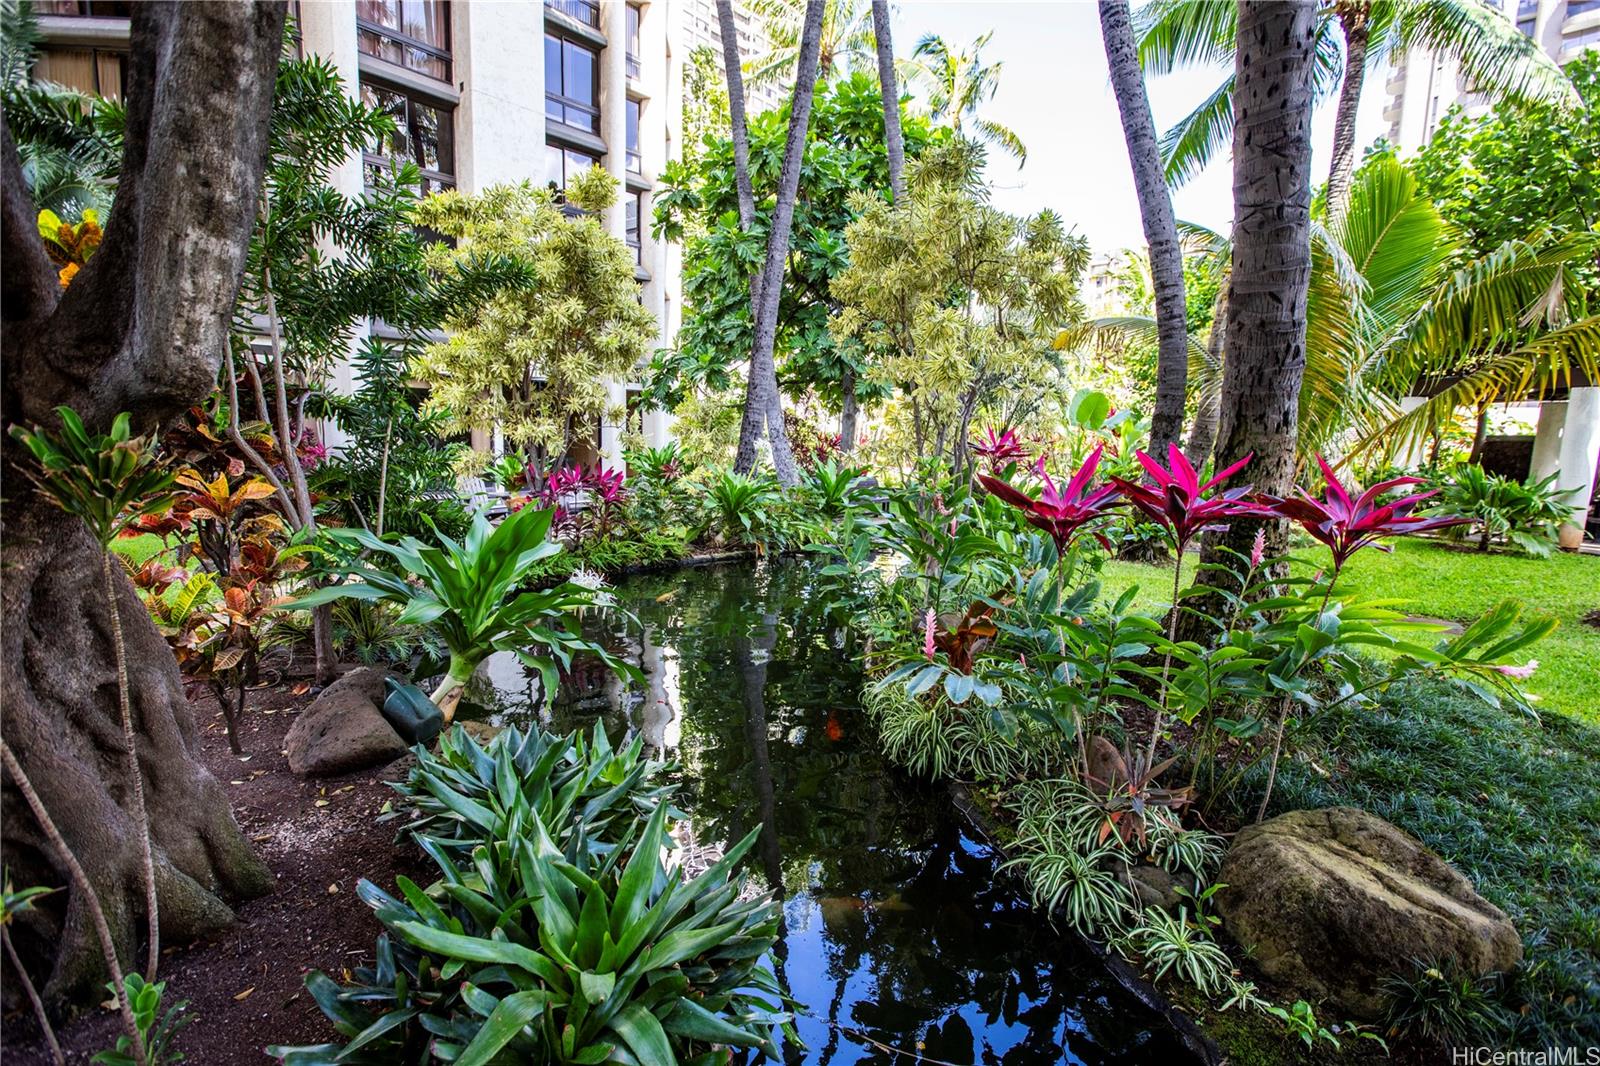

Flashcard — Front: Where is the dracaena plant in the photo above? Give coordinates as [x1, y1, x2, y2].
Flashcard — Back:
[1109, 445, 1270, 774]
[9, 406, 175, 979]
[978, 443, 1123, 556]
[283, 504, 630, 723]
[1264, 456, 1472, 578]
[972, 426, 1030, 471]
[269, 727, 791, 1066]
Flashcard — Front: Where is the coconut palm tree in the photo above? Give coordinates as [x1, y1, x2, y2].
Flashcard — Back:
[1099, 0, 1189, 463]
[1080, 160, 1600, 469]
[745, 0, 874, 90]
[900, 31, 1027, 164]
[1136, 0, 1576, 216]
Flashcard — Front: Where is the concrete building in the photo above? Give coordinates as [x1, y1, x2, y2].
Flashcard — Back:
[1384, 0, 1600, 152]
[1382, 0, 1600, 547]
[30, 0, 784, 467]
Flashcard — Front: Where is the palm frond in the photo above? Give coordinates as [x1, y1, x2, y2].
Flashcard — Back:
[973, 117, 1027, 164]
[1135, 0, 1237, 75]
[1359, 315, 1600, 459]
[1158, 74, 1233, 186]
[1398, 0, 1578, 109]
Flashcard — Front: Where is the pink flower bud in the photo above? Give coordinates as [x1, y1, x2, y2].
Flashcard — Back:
[923, 608, 937, 662]
[1493, 660, 1538, 680]
[1250, 528, 1266, 570]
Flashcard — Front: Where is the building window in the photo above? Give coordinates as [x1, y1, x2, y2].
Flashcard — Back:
[362, 81, 455, 195]
[625, 192, 643, 263]
[357, 0, 451, 81]
[626, 4, 641, 80]
[625, 99, 642, 173]
[33, 47, 125, 98]
[1567, 0, 1600, 15]
[547, 0, 600, 28]
[544, 32, 599, 134]
[546, 143, 600, 192]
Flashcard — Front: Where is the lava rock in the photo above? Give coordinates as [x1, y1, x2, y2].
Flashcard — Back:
[1216, 806, 1521, 1018]
[284, 666, 407, 776]
[1129, 864, 1184, 911]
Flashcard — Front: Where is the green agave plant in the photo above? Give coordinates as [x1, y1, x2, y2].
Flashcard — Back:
[284, 505, 632, 722]
[269, 729, 792, 1066]
[387, 723, 678, 852]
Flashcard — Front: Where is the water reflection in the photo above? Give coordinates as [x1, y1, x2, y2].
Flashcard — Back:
[466, 561, 1191, 1065]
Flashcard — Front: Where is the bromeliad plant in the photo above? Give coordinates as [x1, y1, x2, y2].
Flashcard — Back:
[386, 723, 677, 851]
[270, 727, 792, 1066]
[284, 504, 630, 723]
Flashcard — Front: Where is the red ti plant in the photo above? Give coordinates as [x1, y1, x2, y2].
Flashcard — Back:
[1109, 444, 1271, 552]
[977, 444, 1123, 555]
[1263, 455, 1471, 578]
[972, 426, 1030, 471]
[1109, 444, 1271, 772]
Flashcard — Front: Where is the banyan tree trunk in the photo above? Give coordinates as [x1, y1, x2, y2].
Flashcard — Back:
[1, 1, 285, 1012]
[1, 499, 274, 1007]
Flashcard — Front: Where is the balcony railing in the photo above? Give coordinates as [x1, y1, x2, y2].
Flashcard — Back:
[547, 0, 600, 28]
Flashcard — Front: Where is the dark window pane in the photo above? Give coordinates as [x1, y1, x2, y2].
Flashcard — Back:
[357, 0, 450, 80]
[564, 40, 594, 105]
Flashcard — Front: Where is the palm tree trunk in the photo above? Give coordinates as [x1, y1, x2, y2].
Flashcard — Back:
[1183, 0, 1318, 640]
[1100, 0, 1188, 461]
[1326, 4, 1371, 222]
[1187, 276, 1228, 465]
[726, 0, 826, 487]
[871, 0, 906, 204]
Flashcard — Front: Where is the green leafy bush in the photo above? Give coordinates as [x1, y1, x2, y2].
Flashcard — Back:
[385, 724, 677, 851]
[1438, 464, 1577, 556]
[269, 727, 791, 1066]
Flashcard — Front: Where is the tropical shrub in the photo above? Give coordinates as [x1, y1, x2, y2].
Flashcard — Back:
[92, 973, 190, 1066]
[385, 724, 676, 851]
[1438, 464, 1576, 556]
[694, 468, 781, 549]
[270, 727, 791, 1066]
[284, 505, 627, 722]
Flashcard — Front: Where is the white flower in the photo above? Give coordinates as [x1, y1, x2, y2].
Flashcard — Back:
[570, 567, 608, 591]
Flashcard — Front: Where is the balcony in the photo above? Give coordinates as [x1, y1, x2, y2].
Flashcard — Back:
[547, 0, 599, 28]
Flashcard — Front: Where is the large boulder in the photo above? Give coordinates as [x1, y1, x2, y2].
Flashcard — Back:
[1216, 807, 1521, 1019]
[284, 666, 408, 776]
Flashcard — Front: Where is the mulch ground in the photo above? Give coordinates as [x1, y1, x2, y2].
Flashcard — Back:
[4, 677, 429, 1064]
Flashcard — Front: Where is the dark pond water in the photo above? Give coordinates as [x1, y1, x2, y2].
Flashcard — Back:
[463, 560, 1192, 1065]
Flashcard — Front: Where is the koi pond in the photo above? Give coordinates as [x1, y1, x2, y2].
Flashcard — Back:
[462, 560, 1192, 1065]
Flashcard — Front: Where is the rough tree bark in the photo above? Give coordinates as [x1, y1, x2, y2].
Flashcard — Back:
[1183, 0, 1318, 638]
[1, 2, 284, 1010]
[1100, 0, 1188, 462]
[726, 0, 826, 487]
[1325, 1, 1371, 223]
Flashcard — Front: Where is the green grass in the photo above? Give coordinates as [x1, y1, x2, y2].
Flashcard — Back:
[1270, 681, 1600, 1047]
[1098, 538, 1600, 725]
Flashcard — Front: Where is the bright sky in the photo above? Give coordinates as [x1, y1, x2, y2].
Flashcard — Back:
[890, 1, 1394, 256]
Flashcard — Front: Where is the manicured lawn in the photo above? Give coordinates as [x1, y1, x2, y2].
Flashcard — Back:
[1099, 538, 1599, 725]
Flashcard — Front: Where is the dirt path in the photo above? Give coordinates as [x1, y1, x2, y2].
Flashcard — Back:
[4, 680, 427, 1064]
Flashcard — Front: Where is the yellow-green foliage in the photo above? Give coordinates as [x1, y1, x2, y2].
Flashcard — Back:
[830, 139, 1090, 473]
[412, 173, 656, 457]
[669, 384, 743, 469]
